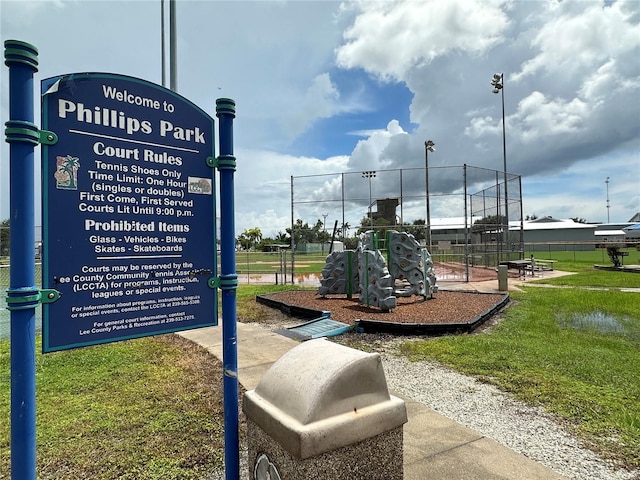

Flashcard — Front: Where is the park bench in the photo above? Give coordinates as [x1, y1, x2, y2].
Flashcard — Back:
[606, 247, 628, 267]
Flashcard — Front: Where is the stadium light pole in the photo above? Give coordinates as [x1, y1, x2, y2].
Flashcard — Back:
[606, 177, 610, 223]
[362, 171, 376, 228]
[169, 0, 177, 92]
[161, 0, 166, 87]
[491, 73, 509, 255]
[425, 140, 435, 252]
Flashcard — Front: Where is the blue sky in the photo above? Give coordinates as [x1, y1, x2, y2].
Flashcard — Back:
[289, 70, 415, 158]
[1, 0, 639, 237]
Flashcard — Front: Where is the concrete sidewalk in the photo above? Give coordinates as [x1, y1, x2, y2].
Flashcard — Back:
[180, 311, 567, 479]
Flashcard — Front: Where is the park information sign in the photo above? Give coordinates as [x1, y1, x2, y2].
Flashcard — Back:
[40, 73, 217, 353]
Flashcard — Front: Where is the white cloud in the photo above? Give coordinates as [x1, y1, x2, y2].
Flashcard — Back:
[466, 91, 590, 143]
[336, 0, 510, 81]
[233, 148, 349, 236]
[0, 0, 69, 28]
[517, 92, 589, 141]
[1, 0, 638, 231]
[280, 73, 340, 140]
[512, 0, 639, 82]
[346, 120, 408, 171]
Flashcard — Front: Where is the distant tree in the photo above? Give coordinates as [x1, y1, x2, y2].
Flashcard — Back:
[570, 217, 587, 223]
[339, 222, 351, 239]
[0, 218, 8, 256]
[342, 237, 359, 250]
[237, 232, 251, 250]
[286, 218, 332, 247]
[356, 216, 386, 235]
[274, 231, 289, 244]
[404, 219, 426, 241]
[287, 219, 311, 247]
[472, 215, 505, 243]
[312, 219, 331, 244]
[237, 227, 262, 250]
[525, 214, 538, 221]
[259, 237, 279, 252]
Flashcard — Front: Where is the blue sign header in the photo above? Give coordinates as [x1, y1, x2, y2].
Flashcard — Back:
[41, 73, 217, 352]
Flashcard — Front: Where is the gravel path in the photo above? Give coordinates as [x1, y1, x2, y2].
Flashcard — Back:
[378, 343, 637, 480]
[206, 317, 639, 480]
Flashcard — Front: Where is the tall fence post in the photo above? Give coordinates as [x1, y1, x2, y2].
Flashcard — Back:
[4, 39, 39, 480]
[216, 98, 239, 479]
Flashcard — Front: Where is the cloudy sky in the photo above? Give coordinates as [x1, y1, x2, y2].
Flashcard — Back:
[1, 0, 639, 238]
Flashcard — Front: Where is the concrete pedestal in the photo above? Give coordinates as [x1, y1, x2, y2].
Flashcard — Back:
[498, 264, 508, 291]
[243, 338, 407, 480]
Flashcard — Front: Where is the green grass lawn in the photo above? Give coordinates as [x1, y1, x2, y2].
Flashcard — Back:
[0, 284, 309, 478]
[401, 285, 640, 470]
[526, 247, 639, 272]
[533, 269, 640, 288]
[1, 335, 226, 479]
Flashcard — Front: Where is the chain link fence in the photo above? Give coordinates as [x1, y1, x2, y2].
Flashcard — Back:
[291, 165, 524, 281]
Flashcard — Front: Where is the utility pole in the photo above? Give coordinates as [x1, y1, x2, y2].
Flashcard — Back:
[425, 140, 435, 251]
[606, 177, 610, 223]
[161, 0, 166, 87]
[169, 0, 177, 92]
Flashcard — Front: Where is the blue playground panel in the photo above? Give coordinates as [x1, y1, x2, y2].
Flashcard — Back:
[276, 317, 351, 341]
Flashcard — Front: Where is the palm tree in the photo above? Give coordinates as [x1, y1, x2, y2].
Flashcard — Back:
[341, 222, 351, 239]
[55, 155, 80, 189]
[245, 227, 262, 250]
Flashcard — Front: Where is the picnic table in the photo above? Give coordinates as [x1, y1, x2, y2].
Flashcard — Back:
[531, 258, 556, 271]
[500, 259, 534, 277]
[607, 246, 628, 267]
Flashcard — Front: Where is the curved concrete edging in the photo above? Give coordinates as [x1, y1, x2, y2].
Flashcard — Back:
[355, 291, 509, 335]
[256, 291, 330, 320]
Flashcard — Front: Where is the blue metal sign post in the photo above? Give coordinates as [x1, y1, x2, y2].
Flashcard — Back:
[40, 73, 217, 352]
[4, 39, 39, 480]
[4, 39, 240, 478]
[216, 98, 239, 480]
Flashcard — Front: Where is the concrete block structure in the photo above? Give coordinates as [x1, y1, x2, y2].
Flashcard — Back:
[243, 339, 407, 479]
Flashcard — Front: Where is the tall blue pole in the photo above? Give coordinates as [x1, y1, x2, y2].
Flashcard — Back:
[216, 98, 238, 479]
[4, 40, 39, 480]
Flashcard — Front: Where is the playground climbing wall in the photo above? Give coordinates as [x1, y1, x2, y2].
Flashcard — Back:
[318, 250, 358, 297]
[358, 248, 397, 311]
[318, 230, 437, 310]
[386, 230, 438, 298]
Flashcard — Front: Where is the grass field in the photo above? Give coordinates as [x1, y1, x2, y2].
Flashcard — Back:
[1, 334, 226, 479]
[524, 247, 639, 272]
[400, 258, 640, 470]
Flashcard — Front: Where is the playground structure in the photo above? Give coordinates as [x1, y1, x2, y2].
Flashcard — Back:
[318, 230, 438, 310]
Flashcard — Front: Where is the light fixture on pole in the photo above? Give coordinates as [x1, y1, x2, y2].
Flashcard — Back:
[606, 177, 610, 223]
[362, 171, 376, 228]
[424, 140, 435, 252]
[491, 73, 509, 255]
